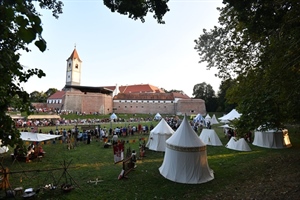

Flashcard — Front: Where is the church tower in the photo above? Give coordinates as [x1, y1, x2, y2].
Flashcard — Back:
[66, 47, 82, 86]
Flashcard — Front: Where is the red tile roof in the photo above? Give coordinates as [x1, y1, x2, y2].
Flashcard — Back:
[102, 84, 164, 93]
[114, 93, 174, 100]
[48, 91, 65, 99]
[106, 84, 165, 93]
[67, 48, 82, 62]
[172, 92, 190, 99]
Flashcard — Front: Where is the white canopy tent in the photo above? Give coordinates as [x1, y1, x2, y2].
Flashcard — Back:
[159, 115, 214, 184]
[204, 114, 211, 124]
[218, 109, 241, 123]
[154, 113, 162, 121]
[110, 113, 118, 120]
[199, 129, 222, 146]
[20, 132, 62, 142]
[146, 118, 174, 152]
[252, 129, 292, 149]
[211, 114, 219, 125]
[225, 137, 251, 151]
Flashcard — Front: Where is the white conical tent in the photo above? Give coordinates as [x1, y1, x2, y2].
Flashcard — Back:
[205, 114, 211, 123]
[199, 129, 222, 146]
[154, 113, 162, 120]
[110, 113, 118, 120]
[146, 118, 174, 152]
[225, 137, 251, 151]
[211, 114, 219, 125]
[159, 115, 214, 184]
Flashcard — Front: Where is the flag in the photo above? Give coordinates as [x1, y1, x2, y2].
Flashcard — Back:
[113, 142, 124, 163]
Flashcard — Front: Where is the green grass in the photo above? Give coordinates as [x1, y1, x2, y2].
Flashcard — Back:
[1, 121, 299, 199]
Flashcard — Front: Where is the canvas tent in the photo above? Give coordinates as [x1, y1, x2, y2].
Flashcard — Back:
[211, 114, 219, 125]
[225, 137, 251, 151]
[146, 118, 174, 152]
[154, 113, 162, 121]
[205, 114, 211, 124]
[199, 129, 222, 146]
[110, 113, 118, 120]
[218, 109, 241, 123]
[20, 132, 62, 142]
[252, 129, 292, 149]
[193, 114, 205, 123]
[159, 115, 214, 184]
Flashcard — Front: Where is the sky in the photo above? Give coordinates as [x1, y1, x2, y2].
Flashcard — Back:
[19, 0, 224, 97]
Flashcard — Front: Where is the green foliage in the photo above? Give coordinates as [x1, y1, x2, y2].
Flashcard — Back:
[103, 0, 170, 24]
[194, 1, 300, 133]
[217, 79, 236, 112]
[0, 0, 63, 146]
[193, 82, 217, 112]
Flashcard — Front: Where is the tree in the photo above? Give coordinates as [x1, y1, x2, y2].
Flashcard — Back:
[45, 88, 58, 97]
[216, 79, 236, 112]
[1, 0, 169, 147]
[103, 0, 170, 24]
[0, 0, 63, 147]
[192, 82, 217, 112]
[163, 89, 184, 93]
[194, 1, 300, 134]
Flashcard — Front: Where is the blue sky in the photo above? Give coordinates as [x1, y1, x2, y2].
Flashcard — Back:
[20, 0, 224, 97]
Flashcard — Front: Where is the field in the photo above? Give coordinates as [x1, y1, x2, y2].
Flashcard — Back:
[1, 116, 300, 199]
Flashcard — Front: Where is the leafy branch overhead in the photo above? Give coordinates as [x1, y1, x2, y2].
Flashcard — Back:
[0, 0, 63, 146]
[194, 0, 300, 133]
[103, 0, 170, 24]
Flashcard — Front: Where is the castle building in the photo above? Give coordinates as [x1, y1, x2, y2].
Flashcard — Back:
[47, 48, 206, 115]
[47, 48, 113, 114]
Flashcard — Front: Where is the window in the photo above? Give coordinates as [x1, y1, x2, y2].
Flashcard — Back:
[130, 106, 132, 108]
[75, 64, 78, 69]
[136, 106, 138, 108]
[125, 106, 127, 108]
[141, 106, 143, 108]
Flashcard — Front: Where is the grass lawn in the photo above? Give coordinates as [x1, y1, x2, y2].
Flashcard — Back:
[1, 120, 299, 199]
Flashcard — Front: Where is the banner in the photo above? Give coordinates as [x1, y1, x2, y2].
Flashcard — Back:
[113, 142, 124, 163]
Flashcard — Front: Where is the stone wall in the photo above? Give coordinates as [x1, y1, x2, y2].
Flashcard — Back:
[176, 99, 206, 116]
[63, 91, 113, 114]
[113, 101, 176, 114]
